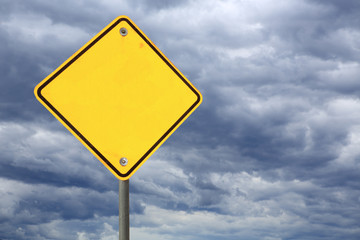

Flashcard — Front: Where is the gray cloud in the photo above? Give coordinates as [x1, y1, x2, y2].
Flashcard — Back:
[129, 0, 190, 11]
[1, 0, 360, 239]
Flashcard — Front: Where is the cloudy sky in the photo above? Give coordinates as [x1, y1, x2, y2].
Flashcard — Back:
[1, 0, 360, 239]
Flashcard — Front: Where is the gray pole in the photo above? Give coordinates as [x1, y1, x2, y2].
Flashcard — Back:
[119, 180, 129, 240]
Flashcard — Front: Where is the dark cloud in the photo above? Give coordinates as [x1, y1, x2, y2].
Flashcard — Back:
[0, 179, 119, 239]
[260, 1, 360, 62]
[1, 0, 360, 239]
[310, 0, 360, 15]
[0, 30, 41, 120]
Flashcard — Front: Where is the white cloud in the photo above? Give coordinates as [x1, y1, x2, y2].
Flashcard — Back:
[76, 222, 117, 240]
[332, 125, 360, 168]
[132, 203, 302, 240]
[2, 13, 91, 47]
[0, 121, 113, 187]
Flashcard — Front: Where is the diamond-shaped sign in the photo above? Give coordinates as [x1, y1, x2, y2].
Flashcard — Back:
[34, 16, 202, 180]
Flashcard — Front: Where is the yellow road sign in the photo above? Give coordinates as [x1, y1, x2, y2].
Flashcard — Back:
[34, 16, 202, 180]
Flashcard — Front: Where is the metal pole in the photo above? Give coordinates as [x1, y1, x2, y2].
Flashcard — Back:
[119, 180, 129, 240]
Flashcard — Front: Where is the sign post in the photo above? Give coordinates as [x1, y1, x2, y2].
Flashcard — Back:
[34, 16, 202, 239]
[119, 180, 129, 240]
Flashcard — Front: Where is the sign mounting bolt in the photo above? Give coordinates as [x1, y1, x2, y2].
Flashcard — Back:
[120, 157, 128, 166]
[120, 28, 128, 36]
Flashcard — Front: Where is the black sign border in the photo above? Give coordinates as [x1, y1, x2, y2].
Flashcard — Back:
[36, 17, 201, 178]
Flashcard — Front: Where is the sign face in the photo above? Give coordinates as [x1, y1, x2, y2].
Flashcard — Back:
[34, 16, 202, 180]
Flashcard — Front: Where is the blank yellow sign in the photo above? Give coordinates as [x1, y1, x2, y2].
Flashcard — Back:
[34, 16, 202, 180]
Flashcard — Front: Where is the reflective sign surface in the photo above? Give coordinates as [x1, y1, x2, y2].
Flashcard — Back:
[34, 16, 202, 180]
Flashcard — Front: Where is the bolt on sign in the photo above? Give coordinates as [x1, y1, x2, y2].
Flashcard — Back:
[34, 16, 202, 180]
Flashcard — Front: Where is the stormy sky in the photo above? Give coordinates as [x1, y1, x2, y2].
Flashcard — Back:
[1, 0, 360, 239]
